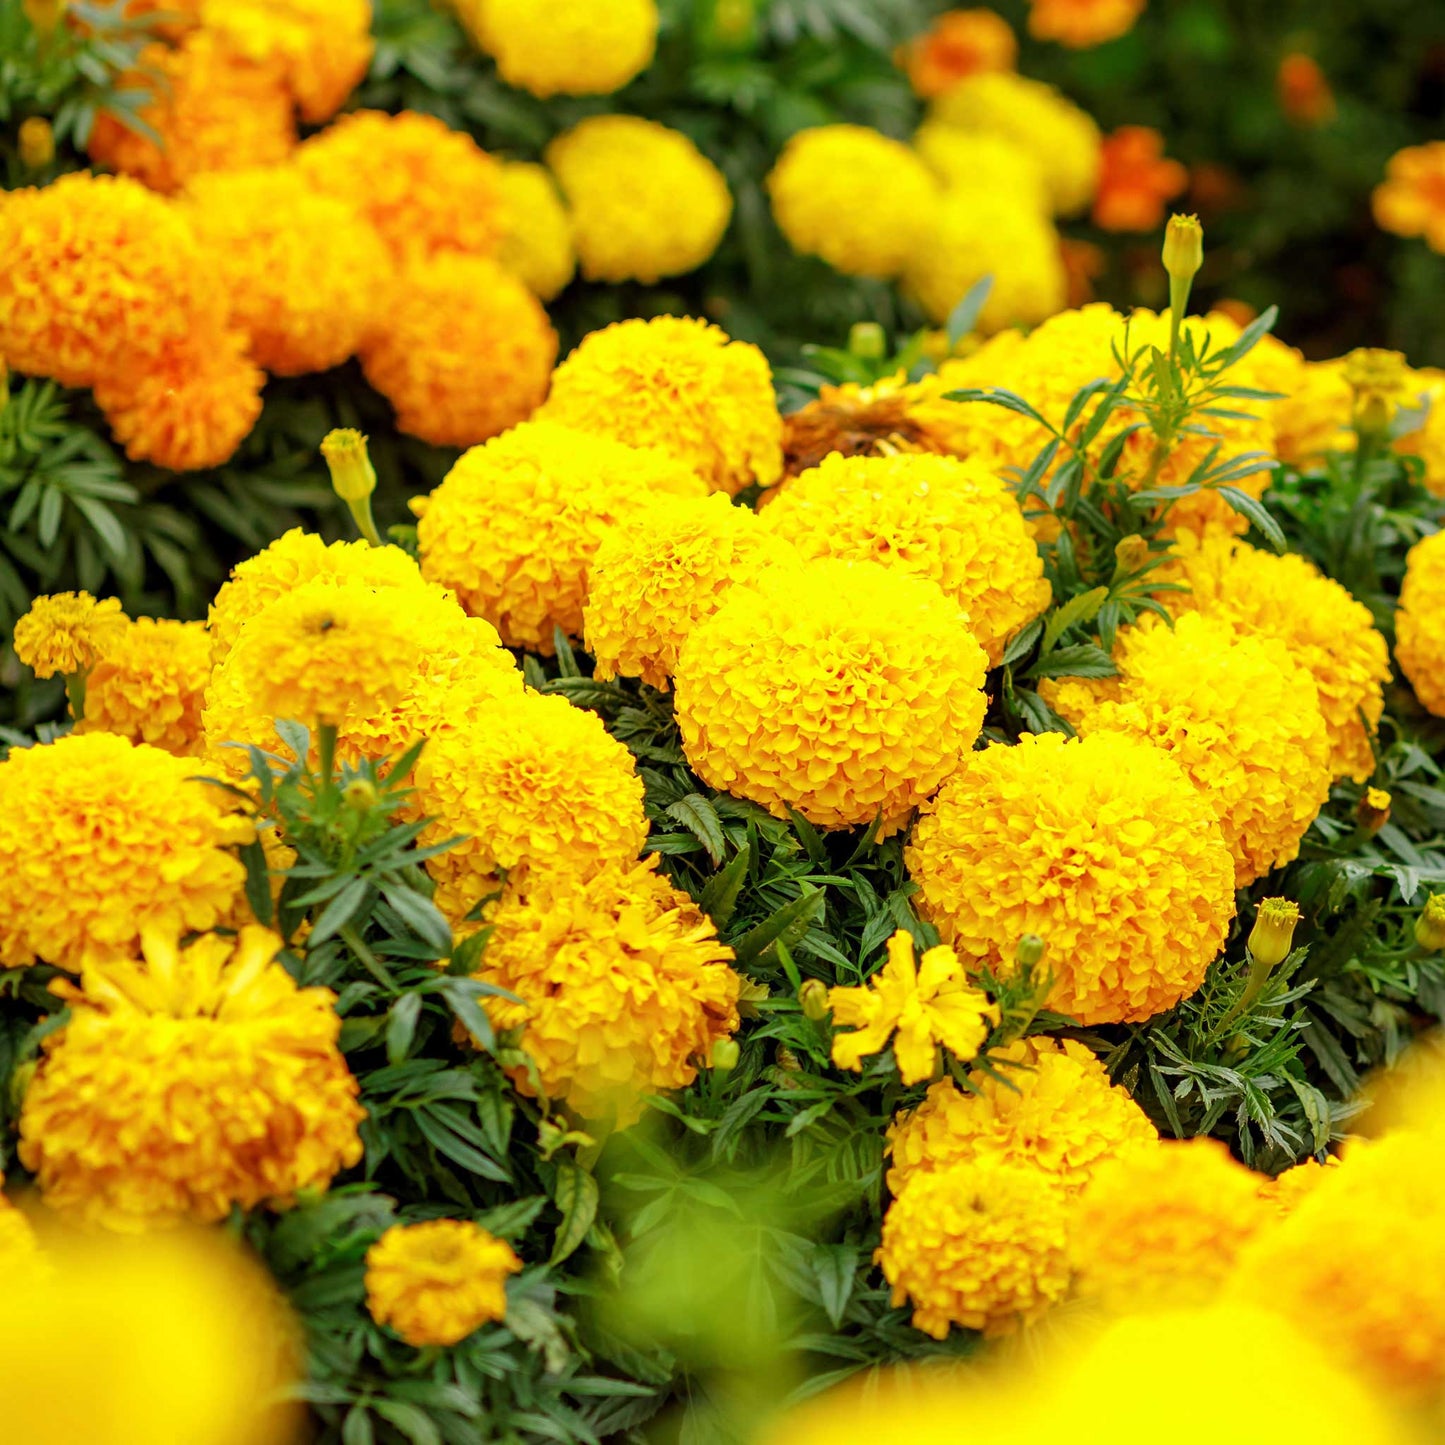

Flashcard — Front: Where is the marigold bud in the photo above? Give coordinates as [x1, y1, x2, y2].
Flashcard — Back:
[321, 428, 377, 503]
[1015, 934, 1046, 970]
[775, 1045, 801, 1072]
[798, 977, 830, 1021]
[1113, 534, 1150, 577]
[1356, 787, 1392, 835]
[1248, 897, 1301, 970]
[22, 0, 66, 34]
[1416, 895, 1445, 953]
[342, 778, 378, 812]
[711, 1038, 740, 1071]
[18, 117, 54, 171]
[1161, 214, 1203, 286]
[848, 322, 886, 361]
[1344, 348, 1408, 440]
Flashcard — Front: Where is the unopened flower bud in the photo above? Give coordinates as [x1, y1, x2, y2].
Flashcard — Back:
[848, 322, 886, 361]
[1416, 895, 1445, 953]
[1162, 214, 1204, 286]
[1356, 787, 1392, 836]
[1015, 934, 1046, 970]
[18, 117, 54, 171]
[321, 428, 376, 503]
[775, 1045, 801, 1073]
[1248, 897, 1301, 969]
[798, 978, 830, 1021]
[342, 778, 378, 812]
[1344, 348, 1408, 441]
[1113, 534, 1150, 577]
[711, 1037, 740, 1071]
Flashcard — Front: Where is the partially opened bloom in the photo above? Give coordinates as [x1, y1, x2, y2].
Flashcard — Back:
[12, 591, 126, 678]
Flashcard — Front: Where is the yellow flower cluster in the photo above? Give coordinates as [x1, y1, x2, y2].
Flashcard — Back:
[760, 451, 1051, 666]
[461, 0, 658, 97]
[675, 559, 989, 832]
[18, 926, 364, 1230]
[1396, 530, 1445, 718]
[905, 732, 1236, 1025]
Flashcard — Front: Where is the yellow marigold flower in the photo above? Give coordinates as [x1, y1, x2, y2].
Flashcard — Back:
[1272, 354, 1353, 465]
[878, 1159, 1071, 1337]
[762, 451, 1051, 666]
[766, 125, 941, 279]
[0, 171, 211, 389]
[1072, 1137, 1270, 1313]
[1373, 141, 1445, 254]
[413, 689, 647, 914]
[585, 492, 799, 689]
[676, 560, 989, 833]
[496, 160, 575, 301]
[1396, 367, 1445, 496]
[464, 0, 657, 97]
[295, 110, 506, 264]
[539, 315, 783, 496]
[1159, 529, 1390, 783]
[0, 1191, 47, 1290]
[907, 731, 1235, 1024]
[359, 254, 555, 448]
[180, 166, 391, 377]
[77, 617, 212, 756]
[886, 1036, 1157, 1195]
[930, 73, 1102, 215]
[18, 116, 54, 171]
[365, 1220, 520, 1347]
[414, 419, 707, 653]
[1028, 0, 1145, 48]
[12, 590, 126, 678]
[469, 858, 741, 1124]
[1045, 612, 1332, 886]
[1231, 1130, 1445, 1396]
[829, 930, 997, 1083]
[86, 33, 297, 194]
[1258, 1155, 1339, 1216]
[897, 9, 1018, 100]
[912, 122, 1049, 214]
[18, 925, 363, 1230]
[546, 115, 731, 284]
[1397, 530, 1445, 718]
[0, 733, 248, 970]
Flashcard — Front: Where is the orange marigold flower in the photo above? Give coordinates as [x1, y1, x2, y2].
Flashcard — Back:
[1028, 0, 1146, 48]
[79, 617, 213, 756]
[1092, 126, 1188, 232]
[896, 9, 1017, 99]
[1277, 53, 1336, 127]
[1059, 236, 1106, 306]
[1373, 142, 1445, 254]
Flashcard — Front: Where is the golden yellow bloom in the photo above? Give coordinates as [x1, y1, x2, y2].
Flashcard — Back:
[180, 166, 391, 378]
[359, 254, 556, 447]
[465, 0, 656, 97]
[886, 1036, 1157, 1195]
[1373, 141, 1445, 254]
[295, 109, 506, 264]
[87, 34, 296, 194]
[766, 125, 941, 279]
[907, 732, 1234, 1025]
[1028, 0, 1145, 46]
[829, 930, 997, 1083]
[930, 73, 1102, 215]
[1271, 355, 1353, 465]
[912, 122, 1050, 215]
[18, 925, 363, 1229]
[1158, 529, 1390, 783]
[539, 315, 783, 495]
[18, 116, 54, 170]
[414, 419, 706, 653]
[1395, 531, 1445, 717]
[1418, 895, 1445, 953]
[878, 1159, 1071, 1337]
[1044, 612, 1332, 887]
[1248, 896, 1302, 969]
[1258, 1156, 1339, 1216]
[469, 858, 741, 1124]
[585, 491, 799, 689]
[676, 560, 989, 833]
[1072, 1138, 1270, 1313]
[365, 1221, 521, 1347]
[1396, 366, 1445, 497]
[0, 733, 248, 970]
[897, 9, 1018, 99]
[77, 617, 212, 756]
[12, 590, 125, 678]
[496, 160, 575, 300]
[761, 451, 1050, 666]
[546, 115, 731, 284]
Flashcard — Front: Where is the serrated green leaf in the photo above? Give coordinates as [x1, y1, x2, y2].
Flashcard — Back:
[551, 1159, 599, 1266]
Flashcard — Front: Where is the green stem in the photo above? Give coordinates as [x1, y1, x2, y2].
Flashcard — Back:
[347, 495, 384, 548]
[63, 670, 86, 724]
[1211, 949, 1275, 1044]
[317, 721, 337, 787]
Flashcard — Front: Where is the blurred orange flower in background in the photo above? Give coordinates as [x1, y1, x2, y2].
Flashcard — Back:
[897, 9, 1016, 98]
[1374, 142, 1445, 254]
[1059, 236, 1106, 306]
[1277, 53, 1336, 126]
[1093, 126, 1188, 232]
[1028, 0, 1146, 49]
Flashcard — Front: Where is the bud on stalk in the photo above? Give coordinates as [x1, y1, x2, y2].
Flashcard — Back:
[1416, 895, 1445, 953]
[1248, 897, 1301, 970]
[320, 428, 382, 546]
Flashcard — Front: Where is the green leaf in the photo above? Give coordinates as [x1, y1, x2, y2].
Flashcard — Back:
[1039, 586, 1109, 656]
[1026, 645, 1117, 681]
[665, 793, 727, 866]
[698, 843, 752, 930]
[946, 275, 993, 347]
[342, 1407, 375, 1445]
[373, 1401, 442, 1445]
[730, 887, 825, 969]
[812, 1243, 858, 1328]
[239, 836, 274, 928]
[1216, 485, 1287, 552]
[551, 1159, 599, 1265]
[382, 884, 452, 955]
[386, 992, 422, 1066]
[308, 876, 370, 946]
[436, 976, 496, 1051]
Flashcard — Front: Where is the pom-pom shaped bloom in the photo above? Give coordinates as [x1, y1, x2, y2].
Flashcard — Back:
[79, 618, 212, 756]
[1160, 530, 1390, 782]
[540, 315, 783, 495]
[496, 160, 575, 300]
[886, 1036, 1157, 1195]
[829, 930, 998, 1084]
[86, 34, 296, 194]
[930, 73, 1102, 215]
[366, 1221, 520, 1347]
[905, 732, 1235, 1024]
[1044, 612, 1333, 886]
[414, 689, 647, 914]
[878, 1159, 1071, 1337]
[414, 419, 707, 652]
[1373, 141, 1445, 254]
[766, 125, 941, 279]
[359, 255, 556, 447]
[181, 167, 391, 376]
[1028, 0, 1146, 48]
[467, 0, 657, 97]
[18, 925, 364, 1230]
[897, 9, 1017, 99]
[1092, 125, 1187, 231]
[12, 591, 125, 678]
[1396, 530, 1445, 718]
[585, 492, 799, 689]
[0, 733, 248, 970]
[295, 110, 505, 263]
[676, 560, 989, 833]
[470, 858, 741, 1124]
[0, 171, 210, 388]
[762, 452, 1050, 667]
[546, 116, 731, 284]
[912, 123, 1049, 215]
[1272, 356, 1352, 466]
